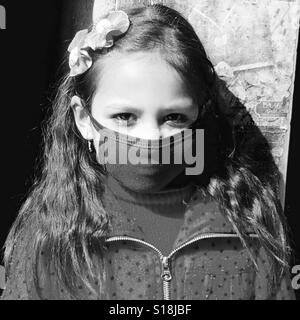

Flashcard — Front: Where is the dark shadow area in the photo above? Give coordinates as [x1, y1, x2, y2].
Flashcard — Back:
[285, 34, 300, 300]
[0, 0, 95, 257]
[0, 0, 63, 265]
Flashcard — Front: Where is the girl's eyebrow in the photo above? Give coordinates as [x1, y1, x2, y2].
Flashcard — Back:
[104, 98, 195, 112]
[164, 98, 195, 110]
[160, 96, 196, 112]
[105, 105, 142, 114]
[160, 102, 197, 116]
[162, 103, 195, 112]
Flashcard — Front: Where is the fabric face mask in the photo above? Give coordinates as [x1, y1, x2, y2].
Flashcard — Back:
[84, 108, 204, 193]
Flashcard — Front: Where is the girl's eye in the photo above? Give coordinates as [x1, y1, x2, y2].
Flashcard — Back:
[164, 114, 188, 126]
[112, 113, 136, 125]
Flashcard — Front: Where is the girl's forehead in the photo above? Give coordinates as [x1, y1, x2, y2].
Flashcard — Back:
[92, 51, 193, 109]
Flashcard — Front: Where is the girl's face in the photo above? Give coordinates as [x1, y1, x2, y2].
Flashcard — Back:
[72, 51, 199, 141]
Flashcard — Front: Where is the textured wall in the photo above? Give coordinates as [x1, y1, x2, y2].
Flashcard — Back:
[92, 0, 300, 203]
[185, 0, 300, 204]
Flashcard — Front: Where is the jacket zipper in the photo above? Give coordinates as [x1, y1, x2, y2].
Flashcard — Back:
[105, 232, 258, 300]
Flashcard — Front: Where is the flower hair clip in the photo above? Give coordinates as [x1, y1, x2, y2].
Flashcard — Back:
[67, 10, 131, 77]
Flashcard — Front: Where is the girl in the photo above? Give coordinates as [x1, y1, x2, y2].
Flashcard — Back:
[1, 4, 296, 300]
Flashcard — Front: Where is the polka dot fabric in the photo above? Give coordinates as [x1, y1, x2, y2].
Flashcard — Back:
[0, 186, 296, 300]
[103, 242, 162, 300]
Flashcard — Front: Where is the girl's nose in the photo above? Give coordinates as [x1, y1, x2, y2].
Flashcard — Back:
[132, 118, 162, 140]
[134, 127, 162, 140]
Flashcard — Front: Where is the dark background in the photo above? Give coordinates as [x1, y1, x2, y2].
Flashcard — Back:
[0, 0, 299, 300]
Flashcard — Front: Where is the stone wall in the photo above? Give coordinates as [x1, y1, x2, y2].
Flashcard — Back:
[183, 0, 300, 204]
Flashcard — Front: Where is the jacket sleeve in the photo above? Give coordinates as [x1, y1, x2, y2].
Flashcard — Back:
[271, 272, 296, 300]
[254, 246, 296, 300]
[0, 229, 40, 300]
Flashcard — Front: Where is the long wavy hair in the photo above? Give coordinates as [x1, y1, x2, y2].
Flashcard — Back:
[4, 4, 292, 299]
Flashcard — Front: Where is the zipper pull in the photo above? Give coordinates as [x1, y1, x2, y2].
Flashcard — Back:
[161, 256, 172, 281]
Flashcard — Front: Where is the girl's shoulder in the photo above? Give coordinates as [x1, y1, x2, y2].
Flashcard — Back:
[186, 190, 251, 234]
[1, 217, 44, 300]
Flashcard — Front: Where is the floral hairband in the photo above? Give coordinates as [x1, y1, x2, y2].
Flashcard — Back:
[67, 10, 131, 77]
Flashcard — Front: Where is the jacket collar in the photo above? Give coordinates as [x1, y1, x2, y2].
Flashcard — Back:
[104, 182, 255, 249]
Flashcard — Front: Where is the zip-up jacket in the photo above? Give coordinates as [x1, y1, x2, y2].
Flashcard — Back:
[1, 186, 296, 300]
